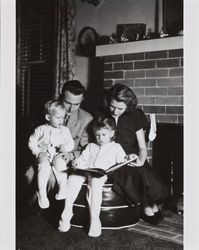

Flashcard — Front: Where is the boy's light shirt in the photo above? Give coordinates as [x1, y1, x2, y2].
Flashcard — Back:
[74, 141, 126, 171]
[28, 124, 74, 159]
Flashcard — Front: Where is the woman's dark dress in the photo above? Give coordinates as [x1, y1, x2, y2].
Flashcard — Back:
[100, 108, 169, 206]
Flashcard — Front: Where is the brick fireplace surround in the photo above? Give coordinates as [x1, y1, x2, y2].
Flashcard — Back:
[96, 36, 183, 161]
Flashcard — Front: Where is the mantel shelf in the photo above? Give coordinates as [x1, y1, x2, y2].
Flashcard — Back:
[96, 36, 183, 57]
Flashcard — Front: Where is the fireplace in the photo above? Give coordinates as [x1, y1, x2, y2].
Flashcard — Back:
[96, 36, 183, 206]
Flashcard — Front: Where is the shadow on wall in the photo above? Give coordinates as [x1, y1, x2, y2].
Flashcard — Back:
[81, 57, 104, 115]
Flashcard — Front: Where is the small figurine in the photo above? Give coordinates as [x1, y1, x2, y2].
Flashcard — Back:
[160, 27, 169, 38]
[120, 33, 128, 42]
[109, 33, 117, 44]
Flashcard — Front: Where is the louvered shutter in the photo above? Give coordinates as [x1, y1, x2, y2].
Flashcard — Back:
[19, 0, 55, 120]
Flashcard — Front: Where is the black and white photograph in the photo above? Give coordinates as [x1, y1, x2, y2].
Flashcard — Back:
[1, 0, 199, 249]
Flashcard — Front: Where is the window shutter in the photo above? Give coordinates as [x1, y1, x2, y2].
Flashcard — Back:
[19, 0, 55, 120]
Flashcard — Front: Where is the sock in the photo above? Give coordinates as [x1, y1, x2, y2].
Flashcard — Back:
[149, 114, 157, 142]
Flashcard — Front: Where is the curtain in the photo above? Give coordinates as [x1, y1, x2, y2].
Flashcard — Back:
[17, 0, 56, 118]
[54, 0, 76, 99]
[16, 0, 76, 116]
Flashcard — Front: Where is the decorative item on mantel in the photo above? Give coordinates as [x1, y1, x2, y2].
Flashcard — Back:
[97, 33, 118, 45]
[97, 23, 147, 46]
[116, 23, 146, 43]
[160, 26, 169, 38]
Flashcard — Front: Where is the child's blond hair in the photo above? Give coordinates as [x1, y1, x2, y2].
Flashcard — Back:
[44, 100, 65, 116]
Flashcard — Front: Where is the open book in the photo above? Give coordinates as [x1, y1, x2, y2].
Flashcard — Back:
[71, 156, 138, 178]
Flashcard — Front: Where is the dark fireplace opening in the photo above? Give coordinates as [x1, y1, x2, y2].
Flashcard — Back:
[152, 124, 183, 209]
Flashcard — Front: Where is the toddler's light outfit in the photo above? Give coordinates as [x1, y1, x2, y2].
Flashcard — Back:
[58, 141, 126, 237]
[28, 124, 74, 208]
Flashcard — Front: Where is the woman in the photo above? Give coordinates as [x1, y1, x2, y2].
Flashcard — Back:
[98, 83, 169, 225]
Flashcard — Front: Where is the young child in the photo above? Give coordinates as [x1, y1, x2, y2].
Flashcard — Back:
[28, 100, 74, 209]
[58, 116, 127, 237]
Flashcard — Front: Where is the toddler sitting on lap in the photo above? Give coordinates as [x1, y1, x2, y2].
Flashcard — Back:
[58, 116, 126, 237]
[28, 100, 74, 209]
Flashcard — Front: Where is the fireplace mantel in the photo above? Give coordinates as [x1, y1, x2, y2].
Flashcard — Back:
[96, 36, 183, 57]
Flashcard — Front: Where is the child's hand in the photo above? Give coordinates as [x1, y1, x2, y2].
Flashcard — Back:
[72, 159, 84, 169]
[61, 152, 70, 164]
[116, 156, 126, 164]
[59, 144, 68, 153]
[72, 159, 79, 168]
[38, 152, 49, 161]
[38, 143, 49, 152]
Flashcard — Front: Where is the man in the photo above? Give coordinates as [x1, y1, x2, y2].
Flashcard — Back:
[59, 80, 93, 161]
[25, 80, 93, 204]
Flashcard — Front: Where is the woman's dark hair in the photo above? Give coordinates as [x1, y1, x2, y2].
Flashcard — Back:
[92, 116, 116, 132]
[60, 80, 86, 101]
[107, 83, 138, 112]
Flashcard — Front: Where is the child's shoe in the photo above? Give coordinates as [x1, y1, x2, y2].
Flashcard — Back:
[55, 184, 67, 200]
[37, 191, 49, 209]
[58, 218, 71, 232]
[88, 219, 102, 237]
[58, 211, 73, 232]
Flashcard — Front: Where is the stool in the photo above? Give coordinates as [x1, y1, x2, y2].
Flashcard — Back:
[71, 181, 141, 229]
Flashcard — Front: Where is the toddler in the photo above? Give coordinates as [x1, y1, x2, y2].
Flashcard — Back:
[58, 116, 126, 237]
[28, 100, 74, 209]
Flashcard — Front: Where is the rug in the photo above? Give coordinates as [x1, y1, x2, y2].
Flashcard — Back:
[16, 213, 183, 250]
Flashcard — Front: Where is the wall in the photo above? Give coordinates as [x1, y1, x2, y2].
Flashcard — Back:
[103, 48, 183, 124]
[75, 0, 163, 87]
[76, 0, 163, 37]
[76, 56, 90, 89]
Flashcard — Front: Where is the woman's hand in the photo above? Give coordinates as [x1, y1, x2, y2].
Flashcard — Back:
[128, 158, 144, 167]
[125, 153, 138, 161]
[126, 154, 144, 167]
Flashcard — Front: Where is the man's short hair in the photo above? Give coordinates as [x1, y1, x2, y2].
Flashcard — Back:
[60, 80, 86, 101]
